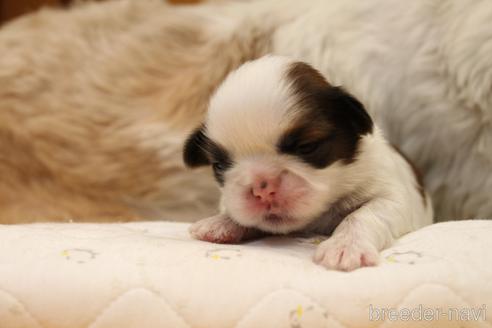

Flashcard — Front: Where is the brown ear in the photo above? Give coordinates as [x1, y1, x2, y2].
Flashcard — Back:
[183, 125, 210, 167]
[329, 87, 373, 137]
[287, 62, 373, 137]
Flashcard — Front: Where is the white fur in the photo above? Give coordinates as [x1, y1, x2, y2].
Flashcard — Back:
[207, 56, 297, 152]
[190, 56, 433, 271]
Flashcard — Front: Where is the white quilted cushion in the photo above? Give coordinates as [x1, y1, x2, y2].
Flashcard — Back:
[0, 220, 491, 328]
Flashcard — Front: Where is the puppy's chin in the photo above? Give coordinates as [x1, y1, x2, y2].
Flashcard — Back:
[226, 206, 312, 234]
[250, 214, 309, 234]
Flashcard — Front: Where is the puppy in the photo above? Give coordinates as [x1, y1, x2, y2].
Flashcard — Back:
[183, 56, 433, 271]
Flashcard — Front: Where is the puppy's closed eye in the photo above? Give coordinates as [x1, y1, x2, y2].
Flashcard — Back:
[296, 141, 322, 155]
[278, 128, 337, 168]
[183, 125, 233, 185]
[211, 160, 232, 185]
[212, 161, 226, 172]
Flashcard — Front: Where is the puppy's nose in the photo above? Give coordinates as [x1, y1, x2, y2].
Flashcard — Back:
[251, 176, 280, 204]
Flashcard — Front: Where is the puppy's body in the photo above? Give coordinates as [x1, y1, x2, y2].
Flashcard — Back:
[0, 0, 490, 223]
[185, 56, 433, 271]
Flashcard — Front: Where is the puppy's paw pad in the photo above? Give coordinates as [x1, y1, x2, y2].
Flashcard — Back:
[313, 237, 379, 271]
[189, 215, 246, 244]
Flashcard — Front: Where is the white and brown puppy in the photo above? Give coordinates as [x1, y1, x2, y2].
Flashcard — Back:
[184, 56, 433, 271]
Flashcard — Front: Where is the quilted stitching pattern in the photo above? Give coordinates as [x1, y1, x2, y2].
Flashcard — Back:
[0, 221, 491, 328]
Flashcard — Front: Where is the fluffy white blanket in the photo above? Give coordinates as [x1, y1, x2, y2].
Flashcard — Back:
[0, 220, 491, 327]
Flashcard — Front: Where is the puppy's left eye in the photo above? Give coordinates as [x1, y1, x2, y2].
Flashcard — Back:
[296, 141, 321, 155]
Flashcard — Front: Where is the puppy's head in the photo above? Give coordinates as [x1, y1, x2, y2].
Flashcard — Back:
[184, 56, 373, 234]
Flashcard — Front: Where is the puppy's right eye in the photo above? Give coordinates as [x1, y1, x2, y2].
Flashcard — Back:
[211, 161, 230, 186]
[212, 162, 225, 172]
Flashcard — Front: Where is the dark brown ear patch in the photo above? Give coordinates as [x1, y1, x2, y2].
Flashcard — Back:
[183, 125, 232, 185]
[278, 62, 373, 168]
[183, 126, 210, 167]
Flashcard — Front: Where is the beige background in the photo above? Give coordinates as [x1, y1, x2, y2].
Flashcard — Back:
[0, 0, 201, 25]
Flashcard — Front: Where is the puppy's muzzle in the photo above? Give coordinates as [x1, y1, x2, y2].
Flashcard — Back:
[250, 174, 282, 209]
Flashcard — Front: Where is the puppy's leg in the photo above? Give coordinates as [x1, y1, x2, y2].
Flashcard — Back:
[189, 213, 261, 244]
[314, 199, 403, 271]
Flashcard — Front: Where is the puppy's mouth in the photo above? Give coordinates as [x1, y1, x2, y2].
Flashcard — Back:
[262, 213, 296, 226]
[264, 213, 283, 223]
[243, 190, 303, 230]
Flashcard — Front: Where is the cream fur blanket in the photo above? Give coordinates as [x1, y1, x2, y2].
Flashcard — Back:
[0, 0, 491, 223]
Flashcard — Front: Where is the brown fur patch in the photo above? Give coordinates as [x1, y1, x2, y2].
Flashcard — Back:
[287, 61, 331, 93]
[278, 62, 373, 168]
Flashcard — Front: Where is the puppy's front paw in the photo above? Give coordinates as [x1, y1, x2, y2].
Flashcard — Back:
[313, 235, 379, 271]
[189, 214, 248, 244]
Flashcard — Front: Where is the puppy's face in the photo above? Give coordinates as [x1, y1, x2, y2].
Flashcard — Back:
[184, 56, 373, 234]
